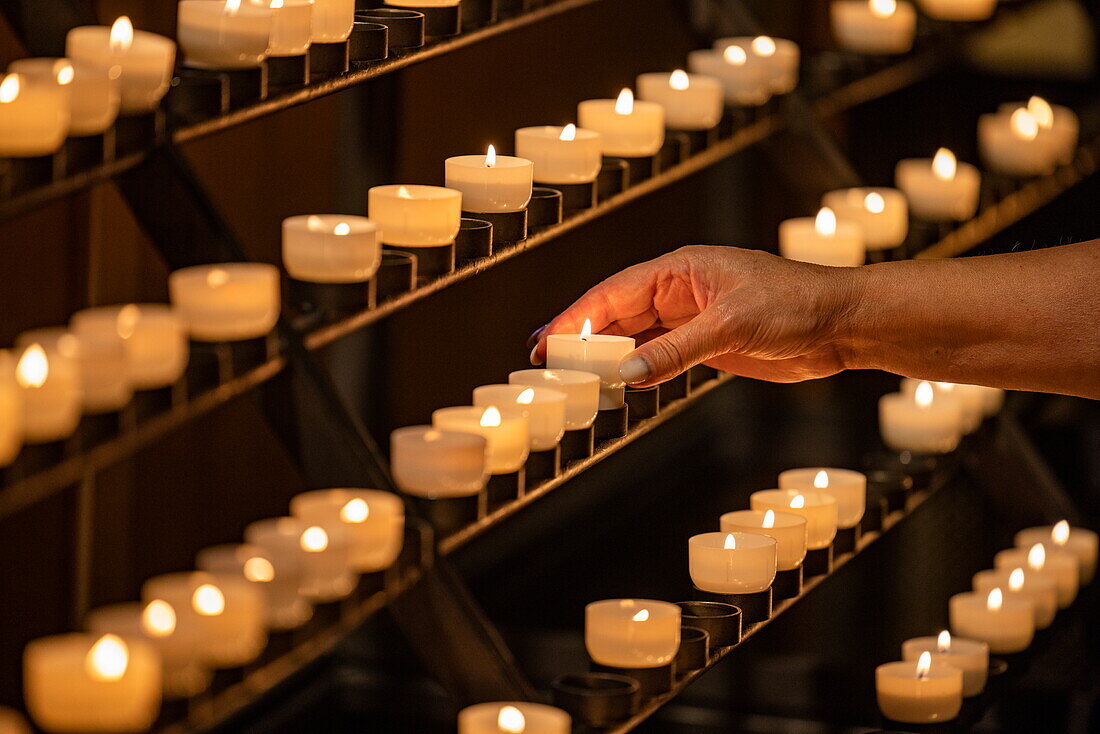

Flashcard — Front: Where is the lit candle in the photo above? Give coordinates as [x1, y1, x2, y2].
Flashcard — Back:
[196, 542, 312, 630]
[458, 702, 571, 734]
[689, 532, 777, 594]
[830, 0, 917, 55]
[0, 73, 68, 157]
[509, 369, 600, 431]
[779, 468, 866, 532]
[900, 378, 983, 433]
[950, 587, 1034, 654]
[390, 426, 488, 499]
[310, 0, 355, 42]
[686, 45, 771, 107]
[978, 107, 1054, 178]
[778, 206, 865, 267]
[994, 542, 1078, 608]
[895, 147, 981, 222]
[445, 145, 535, 213]
[875, 651, 963, 723]
[820, 188, 908, 251]
[66, 17, 176, 115]
[636, 69, 723, 131]
[977, 385, 1005, 416]
[999, 97, 1078, 166]
[23, 633, 161, 732]
[473, 384, 567, 451]
[168, 263, 281, 342]
[878, 380, 963, 454]
[245, 516, 357, 602]
[19, 327, 131, 415]
[178, 0, 273, 69]
[70, 304, 188, 391]
[514, 124, 603, 185]
[577, 88, 665, 158]
[545, 319, 635, 409]
[266, 0, 313, 56]
[282, 214, 381, 284]
[973, 567, 1056, 629]
[0, 351, 23, 467]
[8, 58, 120, 138]
[721, 509, 807, 571]
[585, 599, 680, 668]
[1015, 520, 1098, 584]
[432, 406, 529, 474]
[13, 337, 82, 443]
[714, 36, 800, 94]
[85, 600, 212, 698]
[368, 184, 463, 246]
[902, 631, 989, 697]
[290, 488, 405, 574]
[750, 489, 838, 550]
[142, 571, 267, 667]
[915, 0, 997, 21]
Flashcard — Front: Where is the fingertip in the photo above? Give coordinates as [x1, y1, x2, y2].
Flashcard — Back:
[529, 343, 544, 366]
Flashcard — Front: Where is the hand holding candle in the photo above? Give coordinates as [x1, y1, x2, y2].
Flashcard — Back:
[546, 319, 634, 410]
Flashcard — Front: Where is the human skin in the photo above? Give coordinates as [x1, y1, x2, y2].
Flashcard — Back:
[528, 241, 1100, 400]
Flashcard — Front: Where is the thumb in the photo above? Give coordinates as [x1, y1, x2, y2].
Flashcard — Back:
[618, 310, 726, 387]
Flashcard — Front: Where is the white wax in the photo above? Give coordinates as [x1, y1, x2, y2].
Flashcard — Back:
[820, 187, 908, 250]
[391, 426, 488, 498]
[949, 590, 1034, 654]
[901, 379, 983, 433]
[8, 58, 119, 137]
[546, 332, 635, 409]
[267, 0, 313, 56]
[779, 467, 866, 530]
[994, 546, 1078, 607]
[585, 599, 680, 668]
[20, 327, 130, 415]
[24, 633, 161, 733]
[169, 263, 280, 342]
[973, 568, 1056, 629]
[689, 531, 777, 593]
[196, 542, 312, 630]
[577, 93, 665, 158]
[1015, 524, 1098, 584]
[751, 489, 838, 549]
[178, 0, 273, 70]
[0, 73, 68, 157]
[721, 509, 807, 570]
[998, 101, 1079, 165]
[473, 384, 566, 451]
[875, 659, 963, 723]
[142, 571, 267, 667]
[310, 0, 355, 41]
[978, 111, 1055, 178]
[895, 156, 981, 221]
[12, 336, 82, 443]
[432, 406, 529, 474]
[458, 702, 570, 734]
[509, 368, 600, 430]
[85, 601, 212, 698]
[636, 71, 723, 131]
[283, 214, 381, 283]
[831, 0, 918, 55]
[514, 126, 603, 185]
[368, 184, 462, 246]
[66, 22, 176, 115]
[291, 488, 405, 573]
[878, 390, 962, 454]
[902, 635, 989, 697]
[714, 36, 800, 94]
[686, 48, 770, 107]
[0, 351, 23, 467]
[71, 304, 188, 390]
[778, 215, 865, 267]
[916, 0, 997, 21]
[445, 152, 534, 213]
[245, 516, 357, 602]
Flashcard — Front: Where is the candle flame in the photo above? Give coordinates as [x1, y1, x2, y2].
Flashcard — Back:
[614, 88, 634, 115]
[16, 344, 48, 388]
[142, 600, 177, 637]
[559, 123, 577, 142]
[193, 584, 226, 616]
[762, 509, 776, 528]
[1009, 567, 1025, 591]
[632, 608, 650, 622]
[580, 318, 593, 341]
[1010, 108, 1039, 141]
[987, 587, 1003, 611]
[869, 0, 897, 18]
[243, 556, 275, 582]
[206, 268, 230, 288]
[110, 16, 134, 53]
[225, 0, 242, 14]
[480, 406, 502, 428]
[915, 381, 934, 408]
[1052, 519, 1070, 545]
[751, 36, 776, 57]
[669, 69, 690, 91]
[516, 388, 535, 405]
[333, 222, 351, 236]
[937, 630, 951, 653]
[116, 304, 140, 340]
[341, 498, 370, 523]
[724, 533, 737, 550]
[789, 493, 806, 509]
[1027, 96, 1054, 130]
[485, 144, 497, 168]
[0, 74, 20, 104]
[497, 705, 525, 733]
[723, 45, 748, 66]
[86, 634, 129, 682]
[55, 62, 74, 86]
[864, 192, 886, 214]
[300, 526, 329, 552]
[932, 148, 956, 181]
[916, 650, 931, 678]
[1028, 542, 1046, 570]
[396, 185, 413, 200]
[814, 207, 837, 236]
[813, 470, 829, 489]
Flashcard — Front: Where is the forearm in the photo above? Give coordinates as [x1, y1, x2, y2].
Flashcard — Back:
[838, 241, 1100, 398]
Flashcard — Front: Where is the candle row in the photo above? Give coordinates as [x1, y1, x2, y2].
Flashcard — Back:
[831, 0, 1007, 58]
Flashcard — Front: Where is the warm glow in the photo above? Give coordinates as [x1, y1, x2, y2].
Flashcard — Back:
[723, 533, 737, 550]
[1027, 96, 1054, 130]
[1010, 108, 1039, 141]
[497, 705, 526, 734]
[307, 215, 325, 231]
[937, 630, 951, 653]
[243, 556, 275, 582]
[516, 388, 535, 405]
[142, 600, 177, 637]
[934, 381, 956, 391]
[1028, 543, 1046, 571]
[55, 62, 74, 86]
[0, 74, 20, 104]
[270, 0, 284, 7]
[300, 526, 329, 552]
[870, 0, 897, 18]
[341, 498, 370, 524]
[1052, 519, 1070, 545]
[723, 45, 747, 66]
[752, 36, 777, 57]
[480, 406, 502, 428]
[813, 470, 829, 489]
[669, 69, 690, 91]
[333, 222, 351, 236]
[932, 148, 956, 181]
[110, 16, 134, 53]
[1009, 567, 1025, 591]
[16, 345, 48, 389]
[614, 88, 634, 115]
[559, 123, 577, 142]
[916, 650, 931, 679]
[485, 144, 497, 168]
[396, 185, 413, 199]
[225, 0, 243, 13]
[424, 430, 442, 442]
[987, 588, 1004, 611]
[814, 207, 837, 237]
[116, 304, 140, 340]
[206, 268, 230, 288]
[789, 494, 806, 510]
[86, 634, 129, 682]
[915, 381, 935, 408]
[580, 318, 593, 341]
[762, 509, 776, 528]
[193, 584, 226, 616]
[864, 192, 886, 214]
[632, 609, 650, 622]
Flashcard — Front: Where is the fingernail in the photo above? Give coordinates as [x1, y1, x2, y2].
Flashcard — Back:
[619, 356, 651, 385]
[530, 344, 543, 366]
[526, 325, 547, 350]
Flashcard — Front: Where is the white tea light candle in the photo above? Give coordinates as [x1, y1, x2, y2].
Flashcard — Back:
[266, 0, 313, 56]
[973, 567, 1056, 629]
[902, 632, 989, 697]
[778, 207, 865, 267]
[831, 0, 917, 55]
[71, 304, 188, 390]
[169, 263, 280, 342]
[721, 509, 807, 570]
[714, 36, 799, 94]
[458, 702, 570, 734]
[390, 426, 488, 498]
[995, 543, 1078, 608]
[820, 187, 908, 251]
[636, 70, 723, 131]
[686, 46, 770, 107]
[0, 73, 68, 157]
[198, 542, 311, 630]
[1015, 521, 1098, 584]
[689, 532, 777, 593]
[750, 489, 838, 549]
[779, 468, 866, 530]
[585, 599, 680, 668]
[432, 406, 529, 474]
[291, 488, 405, 573]
[14, 336, 82, 443]
[916, 0, 997, 21]
[514, 125, 603, 185]
[0, 351, 23, 467]
[949, 588, 1034, 654]
[20, 327, 130, 415]
[445, 146, 534, 213]
[876, 652, 963, 723]
[177, 0, 274, 70]
[978, 108, 1054, 178]
[310, 0, 355, 41]
[473, 384, 566, 451]
[879, 380, 963, 454]
[283, 214, 382, 283]
[895, 148, 981, 222]
[368, 184, 462, 246]
[578, 88, 665, 158]
[999, 98, 1078, 165]
[900, 378, 983, 433]
[7, 58, 119, 137]
[546, 319, 634, 409]
[66, 17, 176, 115]
[509, 368, 600, 430]
[246, 516, 357, 602]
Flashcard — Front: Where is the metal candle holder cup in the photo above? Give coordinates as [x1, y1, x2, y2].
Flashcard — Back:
[804, 544, 834, 578]
[624, 385, 659, 423]
[266, 54, 309, 88]
[594, 404, 629, 442]
[455, 218, 493, 264]
[383, 243, 454, 284]
[551, 672, 639, 728]
[524, 445, 560, 484]
[694, 586, 772, 625]
[466, 208, 527, 247]
[349, 22, 389, 65]
[544, 179, 597, 213]
[659, 370, 691, 405]
[833, 523, 862, 555]
[772, 565, 803, 600]
[658, 133, 688, 172]
[597, 157, 629, 199]
[614, 154, 657, 185]
[287, 278, 375, 321]
[385, 2, 460, 37]
[527, 187, 563, 232]
[590, 661, 674, 698]
[559, 425, 595, 464]
[674, 626, 709, 675]
[309, 40, 350, 77]
[486, 470, 524, 509]
[167, 70, 230, 125]
[356, 9, 425, 54]
[412, 495, 478, 538]
[375, 250, 417, 302]
[676, 601, 741, 647]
